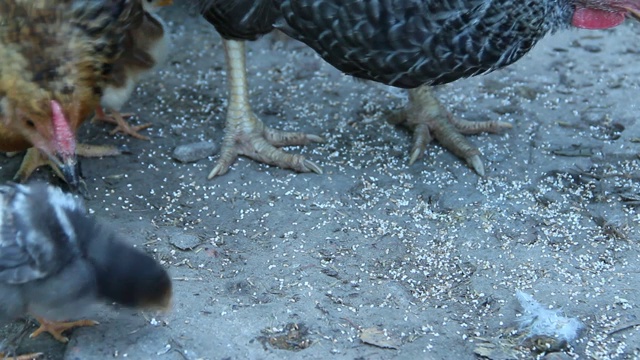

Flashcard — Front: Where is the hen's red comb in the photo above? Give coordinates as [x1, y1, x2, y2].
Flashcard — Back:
[51, 100, 76, 156]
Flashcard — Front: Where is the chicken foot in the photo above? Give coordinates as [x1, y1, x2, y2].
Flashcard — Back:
[30, 317, 99, 343]
[208, 39, 323, 178]
[94, 107, 152, 140]
[387, 85, 512, 176]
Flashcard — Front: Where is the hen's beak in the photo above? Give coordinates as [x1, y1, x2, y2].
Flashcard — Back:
[157, 0, 173, 6]
[60, 155, 88, 197]
[622, 3, 640, 21]
[47, 151, 84, 192]
[59, 154, 82, 189]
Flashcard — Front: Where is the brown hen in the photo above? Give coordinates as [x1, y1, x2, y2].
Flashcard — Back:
[0, 0, 143, 188]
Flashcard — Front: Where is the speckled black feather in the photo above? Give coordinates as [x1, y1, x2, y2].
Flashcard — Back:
[277, 0, 576, 87]
[199, 0, 278, 40]
[196, 0, 576, 88]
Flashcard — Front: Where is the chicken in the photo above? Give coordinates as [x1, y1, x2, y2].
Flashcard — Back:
[94, 0, 173, 140]
[196, 0, 640, 177]
[0, 0, 140, 188]
[0, 183, 172, 353]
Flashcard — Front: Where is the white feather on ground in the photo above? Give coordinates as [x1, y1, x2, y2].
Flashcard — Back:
[516, 290, 584, 343]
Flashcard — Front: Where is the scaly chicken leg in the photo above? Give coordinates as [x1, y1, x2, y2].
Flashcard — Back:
[208, 40, 324, 178]
[387, 85, 512, 176]
[29, 317, 99, 343]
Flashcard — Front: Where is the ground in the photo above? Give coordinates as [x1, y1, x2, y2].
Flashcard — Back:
[1, 3, 640, 360]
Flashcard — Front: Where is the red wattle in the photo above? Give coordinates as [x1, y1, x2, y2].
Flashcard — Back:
[572, 8, 626, 29]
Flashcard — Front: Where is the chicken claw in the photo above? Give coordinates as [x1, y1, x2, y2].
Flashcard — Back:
[0, 352, 43, 360]
[387, 85, 512, 176]
[30, 318, 99, 343]
[94, 107, 152, 140]
[209, 40, 323, 179]
[210, 110, 324, 178]
[13, 148, 62, 184]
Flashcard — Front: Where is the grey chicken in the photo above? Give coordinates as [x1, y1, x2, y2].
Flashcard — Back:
[196, 0, 640, 176]
[0, 183, 171, 355]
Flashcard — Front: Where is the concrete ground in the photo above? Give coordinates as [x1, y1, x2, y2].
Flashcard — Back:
[1, 3, 640, 360]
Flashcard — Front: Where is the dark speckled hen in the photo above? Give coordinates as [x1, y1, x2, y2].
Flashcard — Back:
[197, 0, 640, 177]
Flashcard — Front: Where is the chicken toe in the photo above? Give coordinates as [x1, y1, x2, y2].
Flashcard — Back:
[0, 352, 43, 360]
[30, 318, 99, 343]
[94, 107, 152, 140]
[387, 85, 512, 176]
[210, 109, 323, 178]
[13, 148, 65, 184]
[76, 143, 126, 158]
[209, 39, 323, 179]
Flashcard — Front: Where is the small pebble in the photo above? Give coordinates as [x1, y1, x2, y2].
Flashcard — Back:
[172, 141, 218, 163]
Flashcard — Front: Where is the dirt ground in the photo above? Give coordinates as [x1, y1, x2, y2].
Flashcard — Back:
[2, 3, 640, 360]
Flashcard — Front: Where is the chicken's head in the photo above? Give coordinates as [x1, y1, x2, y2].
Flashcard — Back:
[1, 96, 82, 189]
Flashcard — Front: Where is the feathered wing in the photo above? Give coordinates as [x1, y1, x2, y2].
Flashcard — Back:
[200, 0, 278, 39]
[275, 0, 568, 88]
[0, 185, 53, 284]
[0, 184, 82, 285]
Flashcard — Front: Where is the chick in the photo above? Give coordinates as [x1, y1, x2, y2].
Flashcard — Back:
[95, 0, 173, 140]
[0, 0, 140, 188]
[0, 183, 172, 348]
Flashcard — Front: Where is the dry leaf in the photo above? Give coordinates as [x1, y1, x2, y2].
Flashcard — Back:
[473, 337, 519, 360]
[359, 327, 401, 349]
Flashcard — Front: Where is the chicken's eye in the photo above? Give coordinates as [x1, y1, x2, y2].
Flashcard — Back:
[25, 119, 35, 128]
